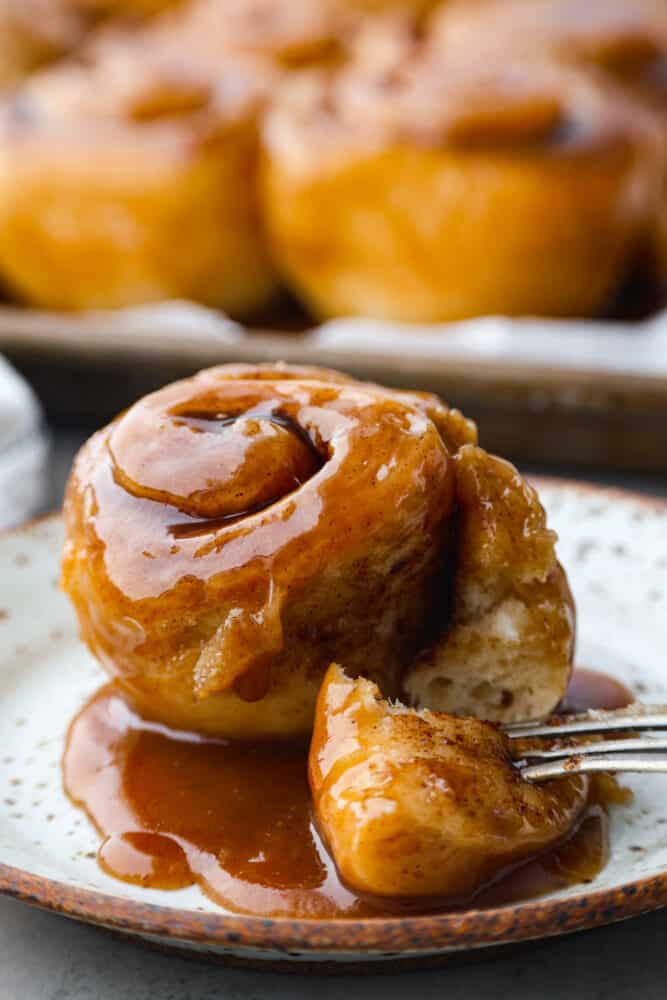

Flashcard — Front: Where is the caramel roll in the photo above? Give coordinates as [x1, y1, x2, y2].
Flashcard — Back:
[309, 666, 588, 901]
[0, 3, 278, 314]
[435, 0, 667, 284]
[63, 364, 469, 739]
[261, 38, 660, 322]
[63, 364, 574, 738]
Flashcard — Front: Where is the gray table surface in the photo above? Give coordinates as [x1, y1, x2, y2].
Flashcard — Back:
[4, 424, 667, 1000]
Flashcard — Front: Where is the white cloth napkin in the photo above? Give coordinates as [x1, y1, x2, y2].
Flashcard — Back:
[0, 356, 48, 530]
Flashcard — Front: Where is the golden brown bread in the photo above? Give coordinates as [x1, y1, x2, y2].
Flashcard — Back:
[309, 665, 588, 900]
[62, 364, 573, 738]
[0, 1, 278, 314]
[261, 28, 661, 322]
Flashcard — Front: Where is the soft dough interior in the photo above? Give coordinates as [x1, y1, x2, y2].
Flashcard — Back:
[404, 444, 574, 723]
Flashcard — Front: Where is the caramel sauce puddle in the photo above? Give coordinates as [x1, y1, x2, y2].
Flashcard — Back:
[63, 668, 632, 918]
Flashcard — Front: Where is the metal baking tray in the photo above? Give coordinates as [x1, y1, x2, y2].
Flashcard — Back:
[1, 301, 666, 471]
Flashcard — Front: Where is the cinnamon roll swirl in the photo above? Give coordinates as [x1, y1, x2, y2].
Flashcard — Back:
[62, 364, 573, 739]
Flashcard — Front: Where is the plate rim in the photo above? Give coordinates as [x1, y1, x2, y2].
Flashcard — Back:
[1, 481, 667, 957]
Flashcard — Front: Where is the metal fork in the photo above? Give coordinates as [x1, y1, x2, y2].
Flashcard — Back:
[503, 704, 667, 782]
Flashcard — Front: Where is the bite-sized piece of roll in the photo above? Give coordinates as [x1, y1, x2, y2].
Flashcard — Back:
[404, 445, 574, 723]
[62, 364, 471, 738]
[309, 665, 588, 901]
[0, 0, 86, 89]
[0, 5, 278, 314]
[261, 38, 660, 322]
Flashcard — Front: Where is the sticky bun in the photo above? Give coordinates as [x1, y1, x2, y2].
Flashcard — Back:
[62, 364, 573, 739]
[0, 3, 278, 314]
[261, 33, 660, 322]
[435, 0, 667, 284]
[309, 665, 588, 901]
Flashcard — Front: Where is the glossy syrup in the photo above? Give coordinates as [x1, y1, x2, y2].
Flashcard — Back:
[63, 668, 633, 919]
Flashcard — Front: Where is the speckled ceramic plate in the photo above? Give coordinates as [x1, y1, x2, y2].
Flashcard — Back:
[1, 480, 667, 970]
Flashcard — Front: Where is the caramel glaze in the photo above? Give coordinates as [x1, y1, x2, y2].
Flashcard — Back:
[61, 365, 475, 739]
[63, 667, 632, 919]
[64, 684, 367, 919]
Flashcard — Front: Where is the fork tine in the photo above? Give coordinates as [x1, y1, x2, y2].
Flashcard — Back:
[504, 705, 667, 740]
[521, 753, 667, 782]
[517, 735, 667, 761]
